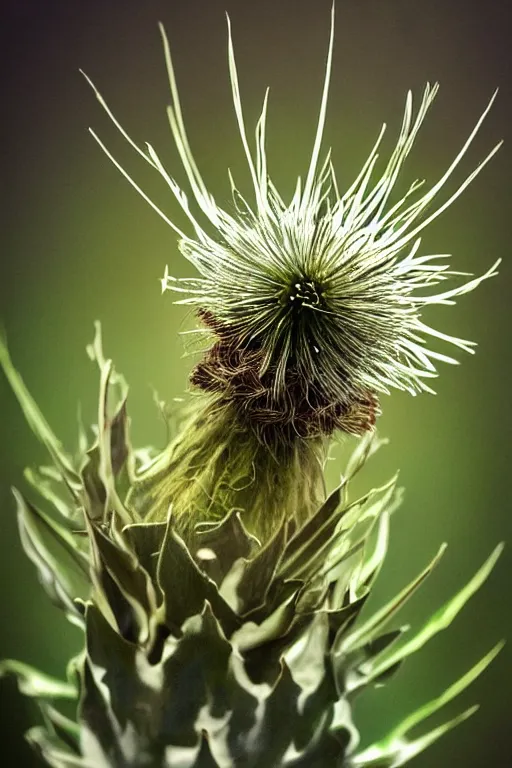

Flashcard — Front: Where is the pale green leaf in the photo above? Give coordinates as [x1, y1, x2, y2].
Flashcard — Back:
[0, 660, 76, 699]
[0, 335, 81, 495]
[361, 544, 503, 686]
[338, 543, 447, 655]
[391, 641, 504, 740]
[352, 705, 479, 767]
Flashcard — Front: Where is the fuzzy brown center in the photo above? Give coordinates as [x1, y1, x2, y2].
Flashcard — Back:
[191, 309, 380, 442]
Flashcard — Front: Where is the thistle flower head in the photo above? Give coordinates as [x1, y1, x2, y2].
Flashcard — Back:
[84, 5, 501, 441]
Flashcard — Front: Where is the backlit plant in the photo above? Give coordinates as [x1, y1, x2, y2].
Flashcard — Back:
[0, 5, 503, 767]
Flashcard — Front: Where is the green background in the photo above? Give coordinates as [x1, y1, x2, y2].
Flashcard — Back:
[0, 0, 510, 765]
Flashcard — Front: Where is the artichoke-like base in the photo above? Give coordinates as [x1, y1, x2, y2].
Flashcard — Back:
[0, 326, 503, 768]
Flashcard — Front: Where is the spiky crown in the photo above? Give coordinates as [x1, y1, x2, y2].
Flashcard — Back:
[83, 5, 500, 442]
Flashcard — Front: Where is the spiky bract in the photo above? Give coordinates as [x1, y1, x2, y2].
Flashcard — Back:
[83, 5, 500, 441]
[0, 330, 503, 768]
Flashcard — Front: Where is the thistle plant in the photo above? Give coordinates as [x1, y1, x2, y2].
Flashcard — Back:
[0, 5, 504, 768]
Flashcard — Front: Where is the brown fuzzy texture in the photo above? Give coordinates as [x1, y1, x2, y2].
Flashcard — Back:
[191, 309, 380, 444]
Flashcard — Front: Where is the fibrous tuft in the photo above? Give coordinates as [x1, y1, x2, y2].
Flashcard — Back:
[191, 308, 380, 442]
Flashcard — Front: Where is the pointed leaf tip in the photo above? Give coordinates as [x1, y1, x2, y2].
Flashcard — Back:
[363, 543, 504, 685]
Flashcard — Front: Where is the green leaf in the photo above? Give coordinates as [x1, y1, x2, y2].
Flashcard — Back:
[390, 641, 504, 740]
[87, 322, 135, 474]
[355, 508, 390, 592]
[40, 701, 81, 744]
[0, 335, 82, 496]
[194, 508, 259, 583]
[352, 705, 479, 767]
[26, 726, 89, 768]
[109, 399, 131, 477]
[281, 485, 343, 569]
[232, 590, 301, 652]
[84, 603, 156, 735]
[279, 478, 396, 585]
[338, 543, 448, 655]
[14, 489, 90, 620]
[36, 701, 81, 760]
[359, 544, 504, 687]
[24, 466, 81, 526]
[159, 603, 234, 747]
[79, 657, 125, 766]
[95, 359, 132, 525]
[80, 445, 107, 522]
[246, 661, 302, 766]
[289, 650, 341, 754]
[194, 731, 221, 768]
[122, 520, 168, 580]
[87, 519, 156, 643]
[326, 594, 369, 639]
[235, 518, 288, 614]
[79, 326, 135, 523]
[156, 511, 240, 638]
[0, 660, 77, 699]
[240, 577, 304, 627]
[344, 431, 388, 483]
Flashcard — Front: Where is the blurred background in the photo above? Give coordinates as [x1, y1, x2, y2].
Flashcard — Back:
[0, 0, 510, 765]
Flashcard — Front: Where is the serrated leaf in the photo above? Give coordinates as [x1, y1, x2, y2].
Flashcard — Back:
[290, 653, 339, 753]
[87, 519, 156, 643]
[326, 594, 369, 640]
[80, 326, 135, 522]
[109, 399, 131, 476]
[279, 479, 394, 585]
[235, 518, 288, 614]
[285, 611, 330, 695]
[159, 603, 234, 747]
[38, 701, 81, 756]
[18, 519, 83, 625]
[355, 508, 391, 592]
[85, 603, 157, 736]
[122, 520, 167, 580]
[194, 508, 259, 583]
[281, 485, 344, 570]
[337, 475, 399, 540]
[233, 589, 301, 653]
[156, 512, 240, 638]
[365, 628, 408, 661]
[79, 658, 124, 767]
[318, 538, 365, 588]
[335, 627, 407, 698]
[247, 661, 302, 765]
[243, 607, 317, 686]
[240, 576, 304, 630]
[43, 701, 81, 739]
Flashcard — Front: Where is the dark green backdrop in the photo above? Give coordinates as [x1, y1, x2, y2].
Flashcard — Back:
[1, 0, 510, 765]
